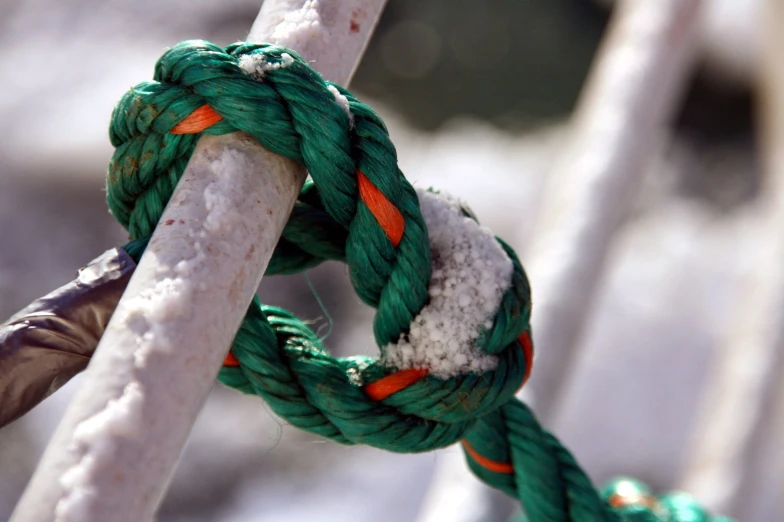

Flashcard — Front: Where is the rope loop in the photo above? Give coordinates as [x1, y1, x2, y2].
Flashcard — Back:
[108, 40, 730, 522]
[109, 39, 532, 451]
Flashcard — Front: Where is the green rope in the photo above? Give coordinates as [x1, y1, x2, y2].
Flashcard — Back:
[108, 40, 731, 522]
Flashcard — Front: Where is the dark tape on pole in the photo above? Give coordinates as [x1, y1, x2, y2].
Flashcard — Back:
[0, 248, 135, 428]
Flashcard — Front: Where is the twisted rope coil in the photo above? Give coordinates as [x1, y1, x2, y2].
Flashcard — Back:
[108, 41, 730, 522]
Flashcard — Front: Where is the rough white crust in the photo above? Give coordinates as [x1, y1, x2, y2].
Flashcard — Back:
[382, 189, 514, 379]
[238, 52, 295, 80]
[327, 85, 354, 129]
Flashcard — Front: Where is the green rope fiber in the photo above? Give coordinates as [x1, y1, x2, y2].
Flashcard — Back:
[109, 40, 730, 522]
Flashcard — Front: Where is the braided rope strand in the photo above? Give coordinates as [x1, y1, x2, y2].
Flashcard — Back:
[107, 40, 731, 522]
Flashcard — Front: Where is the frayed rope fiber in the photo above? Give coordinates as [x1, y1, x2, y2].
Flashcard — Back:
[109, 41, 731, 522]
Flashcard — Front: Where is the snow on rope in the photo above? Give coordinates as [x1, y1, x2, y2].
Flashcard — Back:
[382, 189, 513, 378]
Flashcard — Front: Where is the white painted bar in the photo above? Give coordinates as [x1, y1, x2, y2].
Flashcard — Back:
[11, 2, 386, 521]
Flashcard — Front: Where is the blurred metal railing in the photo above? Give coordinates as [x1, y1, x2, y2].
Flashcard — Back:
[679, 2, 784, 520]
[417, 1, 714, 520]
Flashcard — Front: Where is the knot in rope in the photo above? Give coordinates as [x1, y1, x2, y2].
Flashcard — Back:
[107, 40, 533, 453]
[106, 41, 729, 522]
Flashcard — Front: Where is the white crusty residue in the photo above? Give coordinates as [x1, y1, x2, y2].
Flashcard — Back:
[238, 52, 295, 80]
[54, 381, 144, 522]
[382, 189, 514, 379]
[327, 85, 354, 129]
[54, 147, 251, 521]
[269, 0, 326, 49]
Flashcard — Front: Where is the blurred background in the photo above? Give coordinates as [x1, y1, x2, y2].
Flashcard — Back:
[0, 0, 780, 521]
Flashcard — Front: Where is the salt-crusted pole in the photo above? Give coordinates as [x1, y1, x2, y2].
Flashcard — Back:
[679, 1, 784, 518]
[11, 2, 386, 521]
[417, 2, 703, 520]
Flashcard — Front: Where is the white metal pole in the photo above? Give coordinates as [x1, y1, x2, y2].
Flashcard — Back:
[417, 1, 703, 520]
[679, 0, 784, 517]
[11, 2, 386, 521]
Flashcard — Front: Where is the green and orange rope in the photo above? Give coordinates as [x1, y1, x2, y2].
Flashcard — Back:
[111, 40, 731, 522]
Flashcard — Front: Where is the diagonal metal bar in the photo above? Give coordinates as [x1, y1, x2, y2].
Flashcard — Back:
[10, 2, 386, 521]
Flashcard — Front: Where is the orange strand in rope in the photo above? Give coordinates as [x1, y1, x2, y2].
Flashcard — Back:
[171, 104, 224, 134]
[519, 331, 534, 388]
[364, 368, 428, 400]
[357, 171, 405, 246]
[461, 439, 514, 474]
[223, 352, 240, 367]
